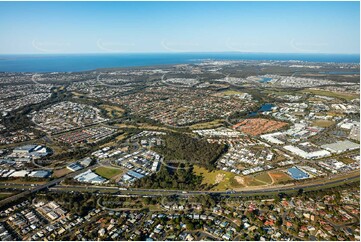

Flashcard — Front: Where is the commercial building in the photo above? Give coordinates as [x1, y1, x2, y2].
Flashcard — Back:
[66, 162, 84, 172]
[29, 170, 51, 178]
[287, 167, 309, 180]
[127, 170, 145, 179]
[321, 140, 360, 154]
[284, 145, 331, 159]
[73, 170, 107, 184]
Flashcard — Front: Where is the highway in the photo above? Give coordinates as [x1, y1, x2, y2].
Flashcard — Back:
[46, 174, 360, 196]
[0, 164, 99, 207]
[1, 168, 358, 208]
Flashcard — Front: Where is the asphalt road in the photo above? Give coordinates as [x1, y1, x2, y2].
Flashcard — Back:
[50, 174, 359, 196]
[0, 164, 99, 207]
[1, 170, 358, 208]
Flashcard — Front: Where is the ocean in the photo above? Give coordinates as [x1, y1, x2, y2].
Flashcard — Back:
[0, 52, 359, 73]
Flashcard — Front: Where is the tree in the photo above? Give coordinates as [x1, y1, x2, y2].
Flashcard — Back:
[186, 222, 195, 230]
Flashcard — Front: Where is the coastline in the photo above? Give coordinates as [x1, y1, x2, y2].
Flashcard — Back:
[0, 52, 359, 73]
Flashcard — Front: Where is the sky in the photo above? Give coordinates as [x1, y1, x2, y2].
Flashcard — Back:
[0, 1, 359, 54]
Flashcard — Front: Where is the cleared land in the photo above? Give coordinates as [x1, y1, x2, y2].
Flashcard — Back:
[311, 120, 335, 128]
[95, 166, 124, 179]
[53, 168, 72, 178]
[300, 89, 359, 101]
[233, 118, 288, 136]
[268, 170, 293, 184]
[193, 165, 244, 191]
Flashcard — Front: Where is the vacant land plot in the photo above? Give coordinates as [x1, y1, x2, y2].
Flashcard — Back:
[254, 172, 273, 184]
[0, 179, 47, 185]
[189, 119, 224, 130]
[244, 172, 273, 186]
[327, 111, 346, 117]
[312, 120, 335, 128]
[193, 165, 243, 190]
[95, 166, 124, 179]
[100, 132, 128, 148]
[100, 104, 125, 118]
[214, 90, 244, 97]
[72, 91, 86, 97]
[300, 89, 359, 101]
[262, 89, 296, 96]
[338, 156, 357, 165]
[116, 124, 138, 129]
[116, 123, 179, 133]
[53, 168, 72, 178]
[115, 133, 129, 141]
[233, 118, 288, 136]
[0, 192, 15, 200]
[268, 170, 293, 184]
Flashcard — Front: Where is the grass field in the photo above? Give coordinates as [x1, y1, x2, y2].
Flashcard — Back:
[189, 119, 225, 130]
[245, 172, 273, 186]
[262, 89, 296, 96]
[116, 124, 138, 129]
[193, 165, 243, 190]
[47, 143, 67, 155]
[72, 91, 86, 97]
[0, 193, 15, 200]
[95, 166, 124, 179]
[300, 89, 359, 101]
[115, 123, 178, 133]
[311, 120, 335, 128]
[100, 132, 128, 148]
[254, 172, 273, 183]
[214, 90, 245, 97]
[100, 104, 125, 118]
[326, 111, 346, 118]
[0, 179, 47, 185]
[115, 133, 129, 141]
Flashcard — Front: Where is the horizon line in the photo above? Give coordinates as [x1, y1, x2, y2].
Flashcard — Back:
[0, 51, 360, 56]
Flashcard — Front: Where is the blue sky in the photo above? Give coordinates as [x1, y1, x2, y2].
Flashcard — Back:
[0, 1, 359, 54]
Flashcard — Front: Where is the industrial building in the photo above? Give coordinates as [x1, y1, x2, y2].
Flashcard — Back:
[321, 140, 360, 154]
[73, 170, 107, 184]
[287, 166, 309, 180]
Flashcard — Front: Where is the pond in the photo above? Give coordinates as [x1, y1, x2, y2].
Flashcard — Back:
[247, 103, 275, 117]
[258, 77, 273, 83]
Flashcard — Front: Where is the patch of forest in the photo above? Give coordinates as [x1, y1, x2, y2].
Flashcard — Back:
[152, 133, 227, 171]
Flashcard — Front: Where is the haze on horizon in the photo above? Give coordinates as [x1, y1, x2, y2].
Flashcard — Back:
[0, 1, 359, 55]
